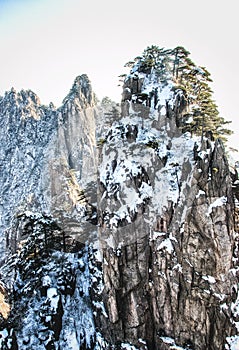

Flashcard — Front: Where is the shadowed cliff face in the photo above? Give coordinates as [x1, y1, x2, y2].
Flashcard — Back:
[0, 66, 238, 350]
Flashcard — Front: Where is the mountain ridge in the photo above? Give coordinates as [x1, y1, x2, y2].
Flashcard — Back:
[0, 47, 238, 349]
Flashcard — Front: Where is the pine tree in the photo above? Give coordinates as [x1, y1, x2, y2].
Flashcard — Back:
[172, 46, 191, 80]
[122, 45, 232, 143]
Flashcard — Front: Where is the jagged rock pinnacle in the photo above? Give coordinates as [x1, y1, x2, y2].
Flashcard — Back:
[62, 74, 96, 108]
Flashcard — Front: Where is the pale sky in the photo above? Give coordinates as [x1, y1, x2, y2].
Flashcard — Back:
[0, 0, 238, 149]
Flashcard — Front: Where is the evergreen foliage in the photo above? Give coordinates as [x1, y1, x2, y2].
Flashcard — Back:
[16, 212, 68, 261]
[123, 45, 232, 142]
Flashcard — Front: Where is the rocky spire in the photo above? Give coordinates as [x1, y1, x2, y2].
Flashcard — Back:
[96, 47, 239, 349]
[62, 74, 96, 109]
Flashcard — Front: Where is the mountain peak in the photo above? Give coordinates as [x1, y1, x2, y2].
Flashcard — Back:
[0, 88, 45, 121]
[62, 74, 96, 108]
[121, 45, 232, 142]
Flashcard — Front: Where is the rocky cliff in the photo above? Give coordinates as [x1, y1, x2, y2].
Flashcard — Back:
[0, 47, 239, 350]
[98, 74, 238, 350]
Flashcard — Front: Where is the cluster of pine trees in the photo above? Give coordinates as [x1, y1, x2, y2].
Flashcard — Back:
[122, 45, 232, 142]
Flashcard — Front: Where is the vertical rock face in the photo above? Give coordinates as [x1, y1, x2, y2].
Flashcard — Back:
[0, 54, 238, 350]
[0, 88, 57, 261]
[97, 66, 238, 349]
[0, 75, 107, 350]
[44, 74, 99, 242]
[0, 75, 99, 260]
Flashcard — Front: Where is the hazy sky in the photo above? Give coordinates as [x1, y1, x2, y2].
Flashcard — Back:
[0, 0, 238, 148]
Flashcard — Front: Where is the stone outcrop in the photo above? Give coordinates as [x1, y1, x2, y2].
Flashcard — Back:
[97, 71, 239, 349]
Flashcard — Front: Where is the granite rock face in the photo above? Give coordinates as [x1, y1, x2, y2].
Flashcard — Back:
[0, 76, 109, 349]
[0, 66, 238, 350]
[0, 75, 100, 260]
[97, 71, 239, 349]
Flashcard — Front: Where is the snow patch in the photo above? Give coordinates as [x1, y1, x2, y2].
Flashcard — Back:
[160, 336, 188, 349]
[121, 343, 139, 350]
[226, 336, 239, 350]
[202, 275, 216, 284]
[151, 231, 166, 240]
[206, 196, 227, 216]
[158, 238, 174, 254]
[47, 287, 59, 311]
[173, 264, 183, 273]
[196, 190, 205, 198]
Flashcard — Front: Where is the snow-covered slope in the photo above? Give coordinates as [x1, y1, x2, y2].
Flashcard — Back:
[97, 62, 239, 349]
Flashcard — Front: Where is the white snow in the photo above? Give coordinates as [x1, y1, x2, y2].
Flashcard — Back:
[139, 182, 153, 199]
[220, 303, 228, 311]
[151, 133, 195, 216]
[92, 301, 108, 318]
[185, 116, 193, 123]
[42, 275, 51, 287]
[61, 329, 79, 350]
[138, 338, 146, 345]
[196, 190, 206, 198]
[121, 343, 139, 350]
[99, 95, 197, 233]
[160, 336, 187, 349]
[0, 329, 8, 347]
[140, 73, 174, 109]
[214, 293, 226, 301]
[161, 337, 175, 345]
[173, 264, 183, 273]
[226, 336, 239, 350]
[198, 150, 208, 159]
[202, 275, 216, 284]
[160, 106, 167, 116]
[100, 157, 141, 189]
[151, 231, 167, 240]
[231, 289, 239, 319]
[158, 238, 174, 254]
[206, 196, 227, 216]
[47, 287, 59, 311]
